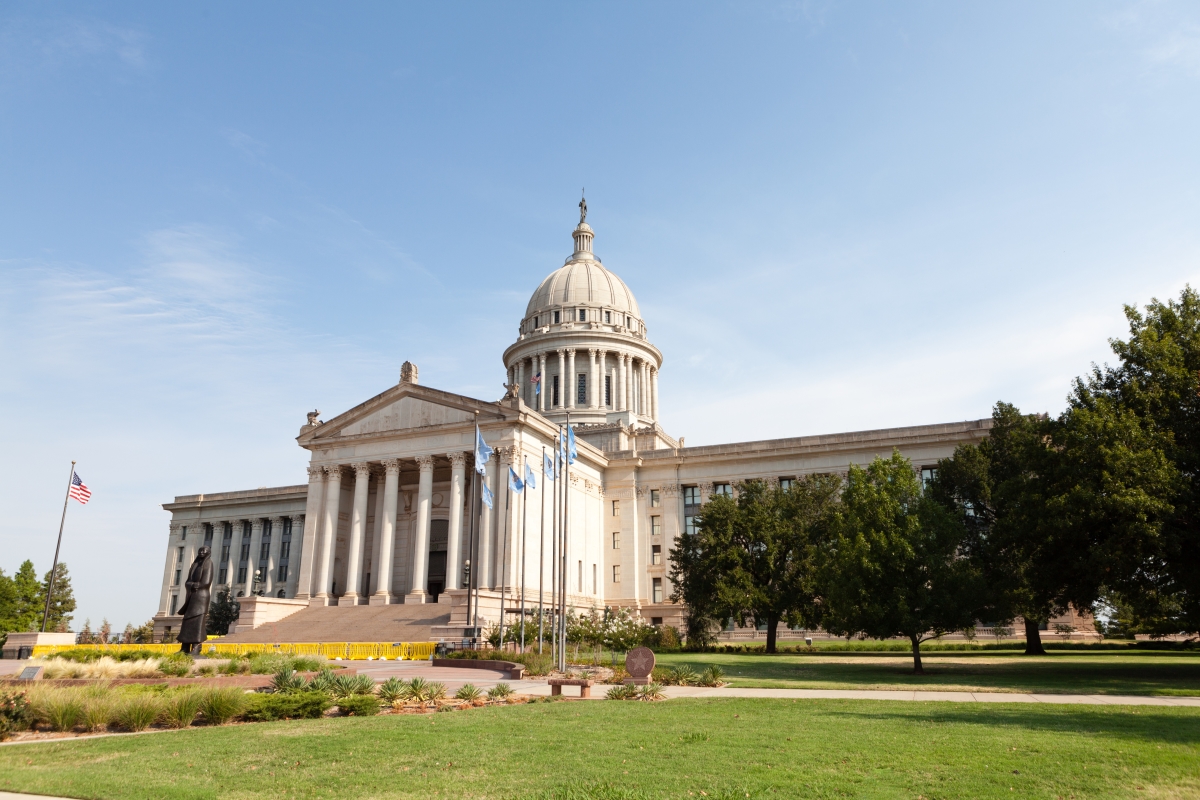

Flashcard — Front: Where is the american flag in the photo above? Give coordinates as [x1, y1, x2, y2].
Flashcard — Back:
[531, 371, 541, 395]
[69, 471, 91, 505]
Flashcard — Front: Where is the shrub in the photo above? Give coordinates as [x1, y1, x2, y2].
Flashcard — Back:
[405, 677, 431, 702]
[378, 677, 406, 704]
[666, 665, 698, 686]
[700, 665, 725, 687]
[199, 687, 247, 725]
[287, 656, 325, 673]
[115, 694, 162, 732]
[271, 668, 308, 694]
[487, 683, 513, 700]
[158, 653, 194, 678]
[638, 683, 665, 701]
[606, 684, 638, 700]
[38, 689, 84, 732]
[454, 684, 483, 702]
[307, 669, 337, 695]
[80, 693, 115, 732]
[219, 657, 251, 676]
[337, 695, 380, 716]
[243, 691, 332, 721]
[162, 690, 203, 729]
[46, 648, 159, 664]
[333, 673, 376, 698]
[0, 690, 33, 740]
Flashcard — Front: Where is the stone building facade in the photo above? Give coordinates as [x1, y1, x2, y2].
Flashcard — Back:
[153, 212, 997, 640]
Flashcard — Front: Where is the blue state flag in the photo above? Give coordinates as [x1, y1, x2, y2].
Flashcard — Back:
[509, 465, 524, 493]
[474, 424, 493, 476]
[567, 425, 578, 465]
[481, 478, 494, 509]
[543, 451, 554, 480]
[524, 460, 537, 491]
[558, 429, 566, 473]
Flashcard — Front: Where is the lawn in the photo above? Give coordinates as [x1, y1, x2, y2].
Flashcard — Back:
[654, 650, 1200, 696]
[2, 698, 1198, 799]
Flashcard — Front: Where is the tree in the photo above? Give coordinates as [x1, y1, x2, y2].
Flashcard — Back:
[206, 589, 240, 636]
[11, 561, 44, 633]
[41, 563, 76, 632]
[818, 451, 984, 673]
[669, 476, 841, 653]
[0, 569, 18, 646]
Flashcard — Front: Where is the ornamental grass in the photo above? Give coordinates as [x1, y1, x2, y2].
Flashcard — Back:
[198, 687, 247, 725]
[36, 656, 163, 680]
[115, 694, 162, 732]
[161, 690, 204, 729]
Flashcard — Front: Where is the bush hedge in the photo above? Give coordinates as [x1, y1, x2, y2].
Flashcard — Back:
[244, 691, 333, 721]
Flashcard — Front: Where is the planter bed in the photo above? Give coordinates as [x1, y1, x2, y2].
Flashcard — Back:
[0, 668, 356, 690]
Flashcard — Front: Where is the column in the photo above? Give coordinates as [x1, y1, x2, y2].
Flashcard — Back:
[566, 348, 576, 409]
[343, 462, 371, 604]
[588, 349, 598, 409]
[538, 353, 547, 412]
[408, 455, 434, 603]
[264, 516, 284, 595]
[225, 521, 241, 590]
[652, 367, 662, 422]
[246, 519, 264, 595]
[369, 471, 385, 592]
[446, 452, 466, 591]
[372, 459, 400, 604]
[295, 465, 325, 600]
[556, 349, 566, 408]
[287, 514, 305, 598]
[315, 465, 344, 601]
[157, 524, 181, 614]
[642, 361, 650, 417]
[516, 360, 525, 404]
[618, 353, 628, 411]
[478, 451, 496, 593]
[610, 365, 617, 410]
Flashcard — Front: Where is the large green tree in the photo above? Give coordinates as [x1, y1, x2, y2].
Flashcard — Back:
[819, 451, 984, 672]
[40, 563, 76, 632]
[669, 475, 841, 653]
[10, 561, 44, 633]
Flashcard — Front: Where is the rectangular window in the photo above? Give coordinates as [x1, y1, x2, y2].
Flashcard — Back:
[605, 311, 611, 323]
[921, 467, 938, 489]
[180, 526, 187, 539]
[683, 486, 700, 506]
[577, 374, 587, 405]
[713, 483, 732, 498]
[612, 565, 621, 583]
[278, 564, 289, 582]
[237, 566, 247, 583]
[219, 567, 228, 584]
[280, 539, 290, 559]
[605, 375, 611, 406]
[578, 309, 586, 322]
[650, 489, 660, 507]
[779, 478, 793, 491]
[170, 595, 178, 615]
[685, 515, 697, 536]
[203, 524, 213, 547]
[612, 500, 620, 515]
[177, 545, 184, 561]
[612, 532, 620, 549]
[652, 544, 662, 565]
[220, 544, 230, 565]
[651, 616, 663, 626]
[652, 577, 663, 603]
[552, 375, 560, 407]
[554, 310, 561, 324]
[173, 569, 181, 586]
[651, 516, 662, 537]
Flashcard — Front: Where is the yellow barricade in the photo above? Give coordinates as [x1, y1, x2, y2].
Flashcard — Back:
[30, 640, 436, 661]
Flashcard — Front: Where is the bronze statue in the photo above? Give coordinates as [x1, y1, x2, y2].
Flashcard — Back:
[579, 190, 587, 223]
[177, 546, 214, 654]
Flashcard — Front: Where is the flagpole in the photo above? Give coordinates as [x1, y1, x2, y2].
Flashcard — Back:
[561, 416, 570, 671]
[537, 446, 546, 654]
[42, 461, 76, 633]
[498, 460, 512, 652]
[520, 456, 528, 653]
[551, 434, 559, 666]
[464, 462, 477, 640]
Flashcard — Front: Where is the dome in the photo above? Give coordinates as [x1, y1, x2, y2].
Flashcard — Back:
[525, 259, 641, 319]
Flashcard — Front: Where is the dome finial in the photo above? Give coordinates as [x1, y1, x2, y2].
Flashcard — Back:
[578, 189, 587, 223]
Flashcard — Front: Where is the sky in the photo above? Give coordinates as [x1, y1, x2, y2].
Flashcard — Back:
[2, 1, 1199, 631]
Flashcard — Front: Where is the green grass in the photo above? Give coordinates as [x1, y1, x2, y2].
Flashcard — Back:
[653, 651, 1200, 695]
[1, 699, 1198, 798]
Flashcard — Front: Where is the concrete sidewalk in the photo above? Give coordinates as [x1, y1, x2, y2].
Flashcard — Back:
[655, 685, 1200, 706]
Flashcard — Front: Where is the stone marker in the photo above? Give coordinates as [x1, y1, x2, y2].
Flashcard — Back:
[624, 646, 655, 686]
[18, 665, 44, 681]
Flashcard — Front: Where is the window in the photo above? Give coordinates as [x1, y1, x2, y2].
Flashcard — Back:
[713, 483, 732, 498]
[180, 526, 187, 539]
[612, 532, 620, 549]
[605, 311, 611, 323]
[683, 486, 700, 506]
[552, 375, 560, 407]
[173, 569, 181, 586]
[203, 524, 213, 547]
[219, 566, 228, 584]
[578, 309, 586, 322]
[684, 516, 697, 536]
[170, 595, 178, 615]
[921, 467, 938, 489]
[650, 489, 661, 507]
[534, 316, 539, 327]
[651, 516, 662, 537]
[651, 617, 663, 626]
[279, 519, 292, 580]
[612, 500, 620, 515]
[605, 375, 611, 406]
[553, 310, 561, 324]
[278, 564, 289, 582]
[577, 374, 587, 405]
[652, 544, 662, 565]
[612, 565, 621, 583]
[779, 478, 793, 491]
[260, 523, 271, 561]
[652, 577, 663, 603]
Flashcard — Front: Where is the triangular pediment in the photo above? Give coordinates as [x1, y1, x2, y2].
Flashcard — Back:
[299, 382, 499, 444]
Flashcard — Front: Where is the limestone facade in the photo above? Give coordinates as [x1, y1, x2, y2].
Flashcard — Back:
[153, 213, 993, 638]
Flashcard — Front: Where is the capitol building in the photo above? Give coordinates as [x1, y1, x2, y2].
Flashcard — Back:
[152, 209, 994, 643]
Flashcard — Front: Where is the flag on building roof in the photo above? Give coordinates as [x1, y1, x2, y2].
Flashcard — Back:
[68, 472, 91, 505]
[474, 424, 493, 476]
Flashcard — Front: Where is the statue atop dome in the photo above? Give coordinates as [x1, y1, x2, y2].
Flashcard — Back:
[579, 190, 587, 224]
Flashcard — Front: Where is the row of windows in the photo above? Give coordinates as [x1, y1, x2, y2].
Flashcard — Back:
[544, 373, 613, 408]
[609, 569, 666, 603]
[529, 309, 637, 330]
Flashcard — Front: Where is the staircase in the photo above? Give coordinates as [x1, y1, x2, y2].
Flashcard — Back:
[218, 603, 451, 644]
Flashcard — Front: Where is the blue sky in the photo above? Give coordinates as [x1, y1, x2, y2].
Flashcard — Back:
[2, 2, 1199, 630]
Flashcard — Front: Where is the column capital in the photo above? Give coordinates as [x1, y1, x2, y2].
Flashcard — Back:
[566, 347, 576, 356]
[556, 348, 565, 356]
[447, 451, 467, 469]
[496, 445, 515, 465]
[588, 348, 598, 357]
[352, 462, 372, 479]
[290, 513, 304, 524]
[381, 458, 401, 475]
[250, 518, 264, 532]
[324, 464, 345, 479]
[307, 464, 325, 481]
[415, 454, 435, 472]
[270, 515, 284, 525]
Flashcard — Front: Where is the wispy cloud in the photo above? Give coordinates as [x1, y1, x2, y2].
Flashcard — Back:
[44, 19, 148, 69]
[1147, 27, 1200, 76]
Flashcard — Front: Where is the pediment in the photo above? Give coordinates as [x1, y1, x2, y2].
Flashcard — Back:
[300, 383, 497, 444]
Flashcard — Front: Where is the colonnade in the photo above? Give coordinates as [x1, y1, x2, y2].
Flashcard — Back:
[509, 348, 659, 420]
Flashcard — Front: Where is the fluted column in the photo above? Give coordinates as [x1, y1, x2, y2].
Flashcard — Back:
[642, 361, 650, 417]
[588, 349, 598, 409]
[369, 460, 400, 604]
[618, 353, 628, 411]
[296, 465, 325, 600]
[566, 348, 577, 409]
[651, 366, 659, 421]
[158, 524, 182, 614]
[264, 516, 284, 594]
[446, 452, 466, 591]
[226, 521, 241, 590]
[246, 518, 264, 595]
[556, 349, 565, 408]
[316, 465, 344, 601]
[343, 463, 371, 604]
[538, 353, 547, 412]
[287, 514, 305, 597]
[516, 360, 525, 404]
[408, 455, 435, 603]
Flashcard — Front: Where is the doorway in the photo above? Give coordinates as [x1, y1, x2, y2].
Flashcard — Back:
[427, 519, 448, 602]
